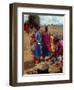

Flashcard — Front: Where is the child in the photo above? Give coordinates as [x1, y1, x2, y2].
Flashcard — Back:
[54, 38, 63, 64]
[50, 34, 55, 53]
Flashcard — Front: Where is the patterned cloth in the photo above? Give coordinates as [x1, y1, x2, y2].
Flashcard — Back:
[34, 31, 42, 59]
[42, 32, 51, 58]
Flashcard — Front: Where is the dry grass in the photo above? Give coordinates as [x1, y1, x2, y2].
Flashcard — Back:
[40, 25, 63, 39]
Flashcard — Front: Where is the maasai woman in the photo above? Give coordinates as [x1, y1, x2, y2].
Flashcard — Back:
[42, 26, 51, 60]
[24, 23, 33, 62]
[33, 26, 42, 64]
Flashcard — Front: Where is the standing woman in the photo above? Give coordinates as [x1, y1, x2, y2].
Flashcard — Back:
[34, 26, 42, 64]
[42, 26, 51, 60]
[24, 23, 33, 62]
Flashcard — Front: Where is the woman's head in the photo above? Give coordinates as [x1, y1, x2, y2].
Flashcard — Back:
[34, 24, 40, 31]
[45, 26, 48, 32]
[24, 23, 30, 33]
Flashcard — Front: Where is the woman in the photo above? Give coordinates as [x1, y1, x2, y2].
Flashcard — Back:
[33, 26, 43, 64]
[42, 26, 51, 60]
